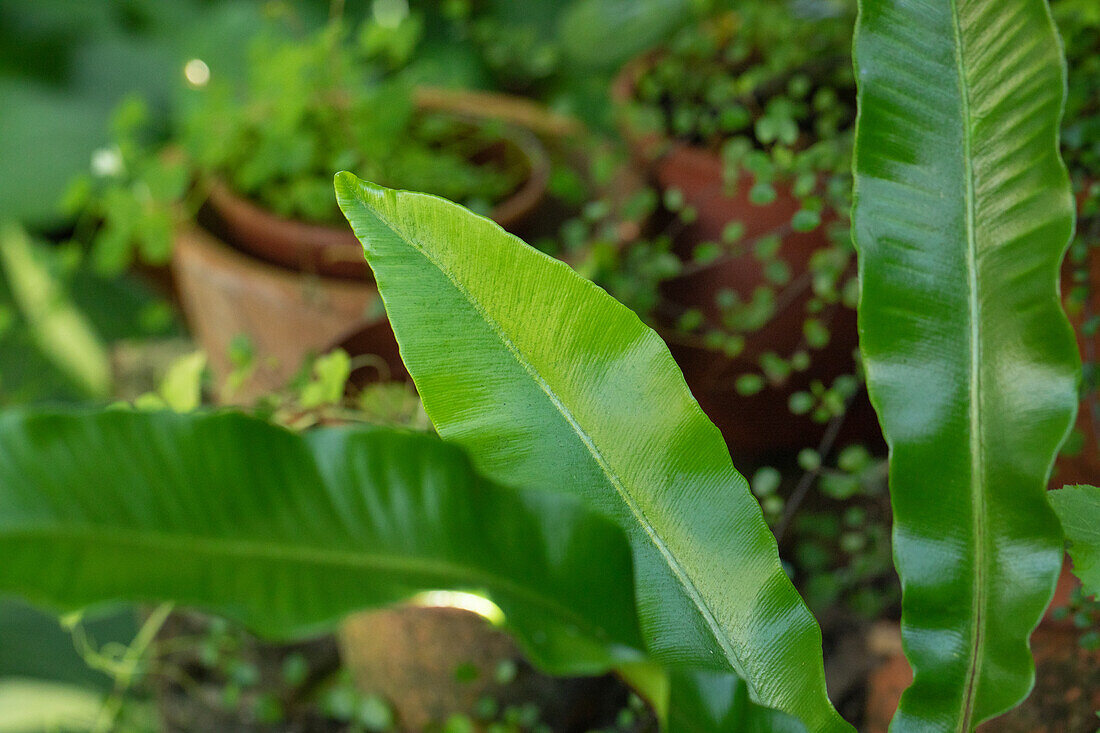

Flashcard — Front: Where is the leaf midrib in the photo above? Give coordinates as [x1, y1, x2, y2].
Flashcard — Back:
[949, 2, 987, 730]
[1, 523, 605, 638]
[363, 199, 747, 679]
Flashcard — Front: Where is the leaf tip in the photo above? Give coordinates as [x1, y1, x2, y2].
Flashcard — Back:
[333, 170, 361, 204]
[334, 171, 390, 231]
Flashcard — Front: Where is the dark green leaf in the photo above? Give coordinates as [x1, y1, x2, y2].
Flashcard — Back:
[0, 409, 643, 676]
[852, 0, 1080, 728]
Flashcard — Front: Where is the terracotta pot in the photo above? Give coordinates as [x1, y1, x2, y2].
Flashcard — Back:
[206, 90, 551, 281]
[664, 314, 876, 462]
[339, 606, 650, 731]
[174, 89, 557, 400]
[612, 53, 872, 458]
[611, 55, 817, 252]
[862, 621, 908, 733]
[339, 607, 517, 730]
[654, 145, 870, 457]
[171, 225, 383, 403]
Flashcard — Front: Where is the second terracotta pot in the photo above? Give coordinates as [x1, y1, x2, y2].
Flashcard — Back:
[614, 60, 869, 456]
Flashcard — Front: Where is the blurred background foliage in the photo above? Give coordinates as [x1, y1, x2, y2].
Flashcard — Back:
[0, 0, 699, 407]
[0, 0, 694, 229]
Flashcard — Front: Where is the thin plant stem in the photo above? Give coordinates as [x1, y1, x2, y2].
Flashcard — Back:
[774, 390, 857, 544]
[90, 603, 175, 733]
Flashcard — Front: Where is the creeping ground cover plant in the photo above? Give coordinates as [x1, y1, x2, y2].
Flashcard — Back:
[0, 0, 1097, 730]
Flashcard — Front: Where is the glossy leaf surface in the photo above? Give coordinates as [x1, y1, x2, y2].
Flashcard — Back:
[853, 0, 1079, 729]
[667, 670, 807, 733]
[0, 409, 643, 675]
[336, 173, 849, 732]
[1049, 485, 1100, 596]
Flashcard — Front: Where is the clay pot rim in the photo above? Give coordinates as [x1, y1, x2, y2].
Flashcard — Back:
[613, 46, 779, 168]
[204, 88, 552, 281]
[610, 42, 849, 172]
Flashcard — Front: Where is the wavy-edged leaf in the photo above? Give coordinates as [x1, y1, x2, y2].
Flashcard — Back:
[335, 173, 849, 732]
[852, 0, 1080, 729]
[1049, 485, 1100, 596]
[0, 409, 643, 675]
